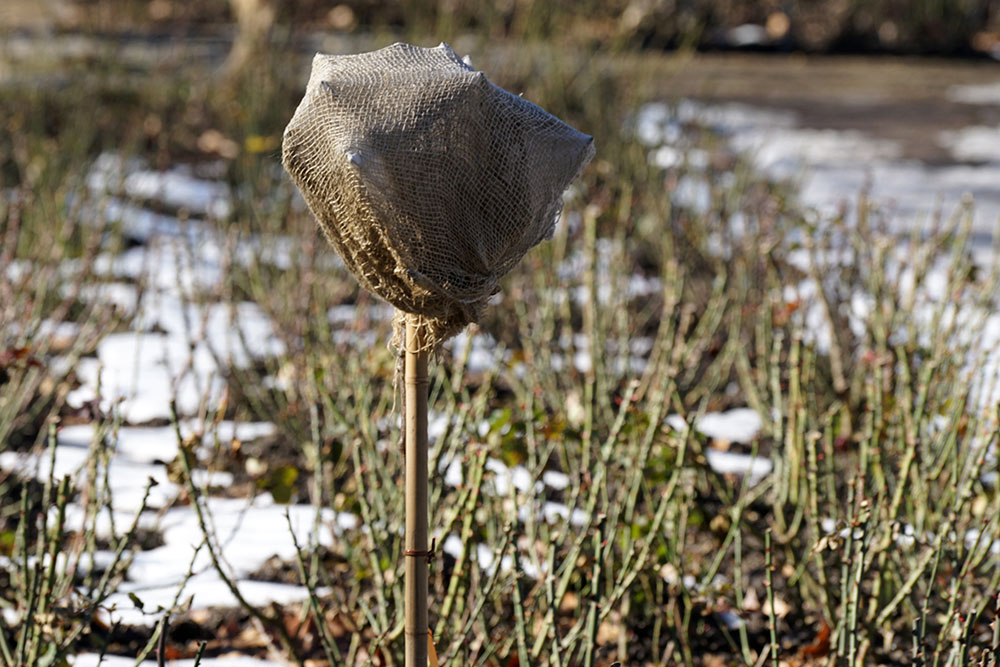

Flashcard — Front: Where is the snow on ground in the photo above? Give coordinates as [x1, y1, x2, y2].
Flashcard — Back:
[448, 329, 508, 374]
[68, 331, 226, 423]
[0, 422, 355, 626]
[14, 92, 1000, 648]
[696, 408, 763, 444]
[703, 450, 773, 486]
[946, 81, 1000, 105]
[101, 493, 354, 627]
[1, 421, 271, 530]
[636, 99, 1000, 236]
[70, 255, 286, 422]
[666, 409, 763, 444]
[1, 158, 363, 635]
[784, 237, 1000, 411]
[638, 98, 1000, 425]
[88, 153, 233, 220]
[665, 409, 774, 485]
[938, 125, 1000, 162]
[15, 151, 675, 634]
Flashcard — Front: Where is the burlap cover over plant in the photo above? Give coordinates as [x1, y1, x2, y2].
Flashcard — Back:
[282, 42, 594, 350]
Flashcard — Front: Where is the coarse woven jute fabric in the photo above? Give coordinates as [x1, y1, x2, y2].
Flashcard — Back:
[282, 41, 595, 351]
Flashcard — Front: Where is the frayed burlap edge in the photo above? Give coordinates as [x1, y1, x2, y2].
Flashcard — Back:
[389, 308, 475, 416]
[389, 308, 478, 356]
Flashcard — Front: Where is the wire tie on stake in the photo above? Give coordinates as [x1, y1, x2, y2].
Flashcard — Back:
[403, 537, 436, 564]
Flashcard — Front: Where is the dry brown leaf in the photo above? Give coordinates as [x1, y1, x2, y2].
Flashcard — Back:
[709, 438, 732, 451]
[428, 632, 439, 667]
[197, 129, 239, 159]
[233, 624, 270, 649]
[762, 595, 792, 619]
[559, 591, 580, 613]
[188, 609, 211, 625]
[799, 621, 831, 659]
[326, 610, 357, 638]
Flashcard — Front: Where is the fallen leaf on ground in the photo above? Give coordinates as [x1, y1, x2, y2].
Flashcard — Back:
[800, 621, 831, 658]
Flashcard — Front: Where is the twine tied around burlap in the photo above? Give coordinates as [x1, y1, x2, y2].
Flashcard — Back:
[282, 41, 594, 352]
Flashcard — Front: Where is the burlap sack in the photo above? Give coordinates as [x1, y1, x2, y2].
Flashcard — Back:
[282, 42, 594, 350]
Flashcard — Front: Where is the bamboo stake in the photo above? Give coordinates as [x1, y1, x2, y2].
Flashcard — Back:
[404, 317, 429, 667]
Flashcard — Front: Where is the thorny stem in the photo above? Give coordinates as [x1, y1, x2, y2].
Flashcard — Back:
[170, 401, 303, 663]
[765, 529, 778, 667]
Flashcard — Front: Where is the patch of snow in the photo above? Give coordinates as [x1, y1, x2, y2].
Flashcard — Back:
[4, 258, 31, 282]
[665, 408, 763, 444]
[727, 23, 767, 47]
[332, 329, 380, 348]
[704, 450, 773, 485]
[947, 82, 1000, 105]
[484, 458, 539, 496]
[69, 331, 222, 423]
[68, 295, 284, 423]
[673, 100, 797, 136]
[56, 503, 161, 541]
[572, 349, 592, 374]
[542, 470, 570, 490]
[671, 175, 712, 214]
[89, 494, 357, 626]
[650, 145, 682, 169]
[449, 330, 507, 374]
[442, 457, 463, 488]
[1, 441, 205, 518]
[103, 575, 324, 628]
[127, 496, 340, 585]
[634, 102, 682, 147]
[696, 408, 763, 443]
[540, 502, 589, 527]
[328, 302, 395, 325]
[233, 233, 305, 271]
[519, 556, 548, 580]
[92, 246, 148, 280]
[475, 543, 512, 575]
[799, 160, 1000, 237]
[74, 281, 141, 314]
[628, 275, 661, 299]
[939, 125, 1000, 162]
[99, 197, 201, 242]
[54, 421, 277, 466]
[665, 414, 689, 432]
[640, 99, 1000, 235]
[57, 423, 180, 463]
[89, 153, 232, 219]
[194, 421, 278, 448]
[141, 237, 225, 292]
[442, 533, 464, 559]
[734, 127, 901, 178]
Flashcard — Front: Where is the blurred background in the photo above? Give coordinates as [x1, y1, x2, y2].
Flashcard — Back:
[3, 0, 1000, 232]
[5, 0, 1000, 54]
